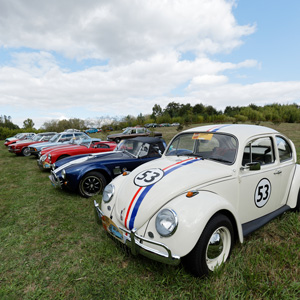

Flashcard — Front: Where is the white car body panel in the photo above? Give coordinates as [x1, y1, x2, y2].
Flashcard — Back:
[96, 124, 300, 265]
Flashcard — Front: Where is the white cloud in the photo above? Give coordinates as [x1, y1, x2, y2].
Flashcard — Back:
[0, 0, 255, 63]
[0, 0, 299, 129]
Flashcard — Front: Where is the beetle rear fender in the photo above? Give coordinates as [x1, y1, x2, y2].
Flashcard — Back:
[286, 164, 300, 209]
[145, 190, 243, 258]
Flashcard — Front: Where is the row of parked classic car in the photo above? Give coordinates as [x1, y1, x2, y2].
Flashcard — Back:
[5, 124, 300, 277]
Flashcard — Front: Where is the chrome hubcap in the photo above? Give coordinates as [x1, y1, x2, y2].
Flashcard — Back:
[206, 226, 231, 271]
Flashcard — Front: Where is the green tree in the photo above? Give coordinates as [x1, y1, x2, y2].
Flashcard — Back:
[23, 118, 35, 129]
[151, 104, 163, 120]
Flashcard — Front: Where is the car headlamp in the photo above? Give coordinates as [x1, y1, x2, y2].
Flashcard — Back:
[103, 183, 115, 203]
[155, 209, 178, 237]
[61, 169, 66, 180]
[48, 153, 52, 162]
[41, 154, 47, 161]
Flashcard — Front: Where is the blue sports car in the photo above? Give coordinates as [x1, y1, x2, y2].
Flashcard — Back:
[49, 137, 166, 197]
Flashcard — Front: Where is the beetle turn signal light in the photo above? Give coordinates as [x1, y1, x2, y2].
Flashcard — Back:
[186, 191, 199, 198]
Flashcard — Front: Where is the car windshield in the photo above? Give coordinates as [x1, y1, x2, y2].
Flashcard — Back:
[165, 132, 237, 164]
[49, 134, 60, 142]
[78, 139, 92, 148]
[122, 128, 132, 134]
[115, 139, 145, 157]
[33, 135, 43, 141]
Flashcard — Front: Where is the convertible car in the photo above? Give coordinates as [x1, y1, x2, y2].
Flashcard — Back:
[94, 124, 300, 277]
[107, 127, 162, 143]
[38, 139, 117, 170]
[4, 132, 36, 146]
[8, 132, 57, 156]
[49, 137, 166, 197]
[29, 131, 90, 157]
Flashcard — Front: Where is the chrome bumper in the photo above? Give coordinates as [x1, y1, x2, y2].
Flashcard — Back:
[37, 159, 51, 170]
[49, 171, 62, 188]
[94, 200, 180, 266]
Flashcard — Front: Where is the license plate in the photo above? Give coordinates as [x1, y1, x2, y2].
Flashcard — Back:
[102, 216, 124, 242]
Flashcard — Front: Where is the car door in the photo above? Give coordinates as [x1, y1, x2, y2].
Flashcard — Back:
[238, 136, 283, 224]
[275, 135, 296, 206]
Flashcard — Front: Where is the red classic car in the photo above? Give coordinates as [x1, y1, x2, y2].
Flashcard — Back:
[4, 132, 36, 146]
[37, 139, 117, 170]
[8, 132, 57, 156]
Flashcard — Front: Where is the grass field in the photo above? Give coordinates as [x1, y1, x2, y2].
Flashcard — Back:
[0, 123, 299, 299]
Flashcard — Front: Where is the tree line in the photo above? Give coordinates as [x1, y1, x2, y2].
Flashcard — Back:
[1, 102, 300, 139]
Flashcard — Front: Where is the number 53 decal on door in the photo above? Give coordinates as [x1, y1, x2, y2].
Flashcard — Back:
[255, 178, 271, 208]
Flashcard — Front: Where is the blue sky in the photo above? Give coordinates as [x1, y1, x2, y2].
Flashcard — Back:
[0, 0, 300, 128]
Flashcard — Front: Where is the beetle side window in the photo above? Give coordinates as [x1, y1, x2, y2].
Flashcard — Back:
[242, 137, 274, 166]
[276, 136, 292, 162]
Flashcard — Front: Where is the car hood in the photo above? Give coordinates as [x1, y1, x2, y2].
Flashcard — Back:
[31, 141, 58, 149]
[42, 144, 81, 154]
[54, 151, 132, 173]
[113, 157, 233, 230]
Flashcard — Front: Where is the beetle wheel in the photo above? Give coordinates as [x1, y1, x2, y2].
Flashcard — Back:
[183, 214, 234, 277]
[79, 171, 106, 198]
[22, 147, 31, 157]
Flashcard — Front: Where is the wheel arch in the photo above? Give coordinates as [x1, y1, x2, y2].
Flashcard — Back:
[77, 166, 113, 188]
[145, 191, 243, 258]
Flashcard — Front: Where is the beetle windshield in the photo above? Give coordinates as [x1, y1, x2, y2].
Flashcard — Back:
[166, 132, 237, 164]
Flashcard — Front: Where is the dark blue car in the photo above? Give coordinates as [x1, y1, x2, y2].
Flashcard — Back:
[49, 137, 166, 197]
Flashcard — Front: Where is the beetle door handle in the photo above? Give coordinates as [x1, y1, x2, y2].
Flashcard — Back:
[274, 170, 282, 175]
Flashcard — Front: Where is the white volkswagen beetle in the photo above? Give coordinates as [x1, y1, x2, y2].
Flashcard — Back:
[94, 124, 300, 277]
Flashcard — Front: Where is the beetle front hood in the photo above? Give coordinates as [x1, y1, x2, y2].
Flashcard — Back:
[114, 157, 233, 230]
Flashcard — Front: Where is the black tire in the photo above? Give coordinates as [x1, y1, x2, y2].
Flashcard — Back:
[78, 171, 107, 198]
[183, 214, 234, 277]
[295, 190, 300, 212]
[115, 138, 120, 143]
[21, 147, 31, 157]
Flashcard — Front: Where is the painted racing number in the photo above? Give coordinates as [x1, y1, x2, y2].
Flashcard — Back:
[134, 168, 164, 187]
[255, 178, 271, 208]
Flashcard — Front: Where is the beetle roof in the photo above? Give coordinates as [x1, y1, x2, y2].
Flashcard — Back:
[183, 124, 279, 142]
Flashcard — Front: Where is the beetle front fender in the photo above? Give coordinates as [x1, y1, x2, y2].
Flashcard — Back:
[145, 190, 243, 258]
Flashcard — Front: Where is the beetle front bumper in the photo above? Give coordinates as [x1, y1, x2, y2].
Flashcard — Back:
[94, 200, 181, 266]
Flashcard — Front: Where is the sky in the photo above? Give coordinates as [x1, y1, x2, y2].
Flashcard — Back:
[1, 0, 300, 129]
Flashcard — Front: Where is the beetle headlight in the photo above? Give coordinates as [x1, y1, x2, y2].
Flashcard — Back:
[103, 184, 114, 203]
[155, 209, 178, 237]
[61, 169, 66, 180]
[41, 154, 46, 161]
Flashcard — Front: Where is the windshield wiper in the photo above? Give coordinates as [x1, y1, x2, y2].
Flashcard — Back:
[209, 157, 231, 163]
[177, 152, 203, 158]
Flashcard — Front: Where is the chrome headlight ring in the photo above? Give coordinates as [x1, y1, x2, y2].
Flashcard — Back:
[61, 169, 66, 180]
[103, 183, 115, 203]
[155, 209, 178, 237]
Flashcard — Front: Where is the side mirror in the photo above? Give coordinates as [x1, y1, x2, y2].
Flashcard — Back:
[242, 162, 261, 171]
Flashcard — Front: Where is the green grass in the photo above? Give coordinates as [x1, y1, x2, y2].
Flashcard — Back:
[1, 123, 299, 299]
